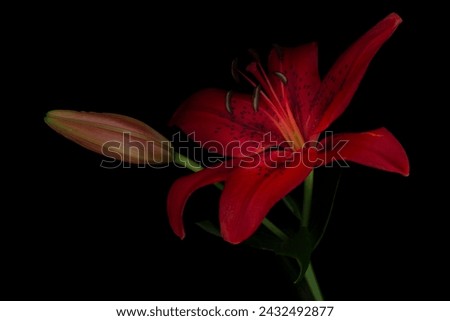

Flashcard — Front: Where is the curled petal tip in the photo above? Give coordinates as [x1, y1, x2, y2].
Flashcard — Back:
[401, 164, 410, 177]
[388, 12, 403, 25]
[222, 237, 241, 245]
[221, 230, 244, 244]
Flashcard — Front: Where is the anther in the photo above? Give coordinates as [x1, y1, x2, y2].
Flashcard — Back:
[274, 71, 288, 85]
[225, 91, 233, 113]
[252, 85, 261, 112]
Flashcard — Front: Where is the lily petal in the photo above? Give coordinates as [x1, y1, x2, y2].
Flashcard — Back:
[167, 165, 232, 239]
[319, 127, 409, 176]
[170, 88, 284, 157]
[268, 43, 321, 135]
[219, 151, 313, 244]
[311, 13, 402, 134]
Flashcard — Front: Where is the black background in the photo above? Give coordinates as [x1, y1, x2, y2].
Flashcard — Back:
[4, 1, 448, 300]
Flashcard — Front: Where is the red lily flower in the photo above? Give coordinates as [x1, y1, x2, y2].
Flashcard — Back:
[168, 13, 409, 244]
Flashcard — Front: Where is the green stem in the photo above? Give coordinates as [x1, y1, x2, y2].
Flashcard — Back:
[297, 171, 323, 300]
[302, 171, 314, 227]
[262, 219, 289, 241]
[280, 258, 323, 301]
[282, 195, 302, 220]
[173, 152, 202, 172]
[304, 263, 323, 300]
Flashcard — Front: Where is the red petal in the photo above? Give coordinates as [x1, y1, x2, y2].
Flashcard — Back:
[170, 88, 284, 157]
[311, 13, 402, 134]
[167, 165, 232, 239]
[319, 128, 409, 176]
[219, 151, 313, 244]
[268, 43, 321, 135]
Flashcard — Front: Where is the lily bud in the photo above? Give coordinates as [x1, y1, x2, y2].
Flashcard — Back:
[45, 110, 172, 165]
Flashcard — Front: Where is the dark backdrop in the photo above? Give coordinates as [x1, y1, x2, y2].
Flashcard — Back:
[4, 1, 447, 300]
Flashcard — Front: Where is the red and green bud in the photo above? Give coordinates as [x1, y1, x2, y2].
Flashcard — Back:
[45, 110, 172, 165]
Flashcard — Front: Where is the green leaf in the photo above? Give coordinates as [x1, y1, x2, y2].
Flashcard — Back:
[196, 220, 221, 237]
[282, 195, 302, 220]
[247, 226, 314, 283]
[277, 227, 314, 282]
[310, 172, 341, 249]
[244, 229, 283, 252]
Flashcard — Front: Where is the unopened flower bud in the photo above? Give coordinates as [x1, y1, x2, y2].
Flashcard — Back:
[45, 110, 172, 165]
